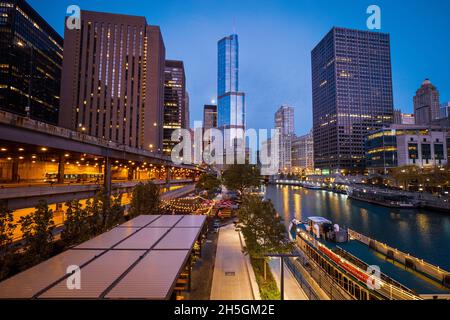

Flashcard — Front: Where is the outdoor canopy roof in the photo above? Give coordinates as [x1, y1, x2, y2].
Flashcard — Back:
[0, 214, 206, 300]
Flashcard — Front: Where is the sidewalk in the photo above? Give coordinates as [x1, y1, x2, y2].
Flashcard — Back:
[210, 224, 258, 300]
[268, 259, 309, 300]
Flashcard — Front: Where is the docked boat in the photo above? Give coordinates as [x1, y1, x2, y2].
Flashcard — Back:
[346, 187, 418, 209]
[301, 182, 323, 190]
[289, 217, 424, 300]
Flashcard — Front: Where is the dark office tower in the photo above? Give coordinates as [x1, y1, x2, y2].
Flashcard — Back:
[311, 27, 394, 173]
[59, 10, 166, 152]
[0, 0, 63, 124]
[413, 79, 440, 125]
[163, 60, 186, 155]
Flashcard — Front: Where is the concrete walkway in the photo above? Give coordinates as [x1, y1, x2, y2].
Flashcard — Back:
[269, 259, 309, 300]
[210, 224, 256, 300]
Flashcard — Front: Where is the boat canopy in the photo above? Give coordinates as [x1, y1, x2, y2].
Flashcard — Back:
[307, 216, 332, 225]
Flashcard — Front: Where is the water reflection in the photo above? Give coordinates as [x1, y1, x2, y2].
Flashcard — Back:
[266, 185, 450, 271]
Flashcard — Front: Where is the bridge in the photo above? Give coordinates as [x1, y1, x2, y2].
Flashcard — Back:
[0, 111, 206, 238]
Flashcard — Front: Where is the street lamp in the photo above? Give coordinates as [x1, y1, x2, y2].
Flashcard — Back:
[264, 252, 301, 300]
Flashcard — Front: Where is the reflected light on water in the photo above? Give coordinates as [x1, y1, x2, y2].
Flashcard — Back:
[265, 184, 450, 271]
[294, 193, 301, 221]
[282, 186, 290, 222]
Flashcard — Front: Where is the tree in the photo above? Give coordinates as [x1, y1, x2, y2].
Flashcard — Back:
[0, 203, 15, 280]
[108, 194, 125, 227]
[196, 173, 221, 198]
[237, 195, 292, 257]
[390, 165, 421, 190]
[61, 200, 90, 246]
[129, 181, 160, 218]
[222, 164, 261, 194]
[237, 195, 293, 279]
[19, 200, 55, 267]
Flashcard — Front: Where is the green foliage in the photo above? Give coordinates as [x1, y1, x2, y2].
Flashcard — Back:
[196, 173, 221, 198]
[250, 257, 280, 300]
[129, 181, 160, 218]
[19, 200, 55, 267]
[61, 200, 90, 246]
[222, 164, 261, 194]
[85, 191, 125, 235]
[0, 202, 15, 280]
[237, 195, 292, 258]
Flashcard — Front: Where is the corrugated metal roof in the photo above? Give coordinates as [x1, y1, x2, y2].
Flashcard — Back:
[117, 215, 160, 228]
[154, 227, 201, 250]
[75, 227, 138, 250]
[147, 215, 183, 227]
[105, 250, 189, 300]
[114, 228, 170, 250]
[176, 215, 207, 228]
[0, 215, 206, 300]
[0, 250, 103, 299]
[39, 250, 144, 299]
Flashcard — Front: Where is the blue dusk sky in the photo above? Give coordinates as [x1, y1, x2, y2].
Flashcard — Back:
[29, 0, 450, 136]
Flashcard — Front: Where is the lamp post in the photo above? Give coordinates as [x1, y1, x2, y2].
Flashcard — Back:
[264, 252, 301, 300]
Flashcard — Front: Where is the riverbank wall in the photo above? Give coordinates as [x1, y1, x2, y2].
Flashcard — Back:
[348, 228, 450, 288]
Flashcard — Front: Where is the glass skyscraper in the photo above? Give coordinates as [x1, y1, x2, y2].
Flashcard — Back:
[311, 27, 394, 173]
[0, 0, 63, 125]
[217, 34, 245, 143]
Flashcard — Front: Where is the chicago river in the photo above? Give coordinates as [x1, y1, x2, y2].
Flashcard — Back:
[265, 185, 450, 272]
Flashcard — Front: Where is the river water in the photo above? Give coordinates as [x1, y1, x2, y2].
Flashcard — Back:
[265, 184, 450, 272]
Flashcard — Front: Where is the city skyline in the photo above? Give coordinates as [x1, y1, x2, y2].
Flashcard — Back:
[26, 0, 450, 136]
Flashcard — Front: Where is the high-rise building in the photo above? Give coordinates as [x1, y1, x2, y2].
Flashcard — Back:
[311, 27, 394, 173]
[440, 102, 450, 119]
[202, 104, 217, 164]
[291, 131, 314, 174]
[184, 91, 190, 129]
[59, 10, 166, 152]
[394, 109, 415, 125]
[163, 60, 186, 155]
[0, 0, 63, 125]
[217, 34, 245, 146]
[414, 79, 440, 125]
[275, 105, 294, 172]
[203, 104, 217, 131]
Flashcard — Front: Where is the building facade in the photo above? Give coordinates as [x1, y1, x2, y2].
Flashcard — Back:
[274, 105, 294, 172]
[0, 0, 63, 125]
[291, 130, 314, 174]
[366, 124, 448, 172]
[217, 34, 245, 147]
[394, 109, 415, 125]
[163, 60, 186, 155]
[414, 79, 440, 125]
[311, 27, 394, 173]
[59, 10, 166, 152]
[440, 102, 450, 119]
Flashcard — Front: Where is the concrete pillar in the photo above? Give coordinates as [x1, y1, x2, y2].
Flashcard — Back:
[57, 154, 65, 184]
[11, 158, 19, 183]
[104, 157, 112, 196]
[128, 167, 135, 181]
[165, 165, 172, 189]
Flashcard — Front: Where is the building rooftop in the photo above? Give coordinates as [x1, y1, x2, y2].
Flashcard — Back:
[0, 215, 206, 300]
